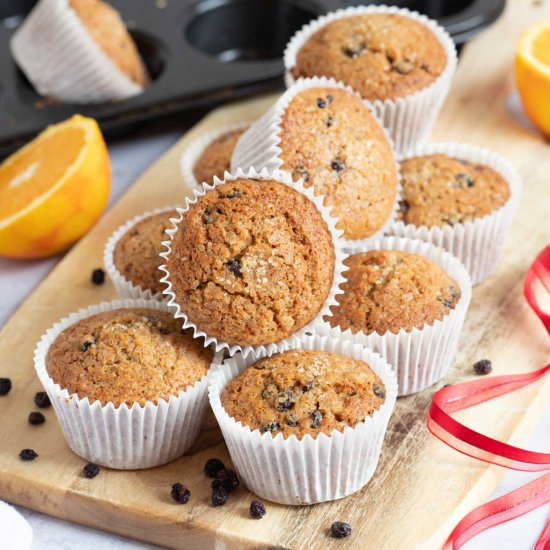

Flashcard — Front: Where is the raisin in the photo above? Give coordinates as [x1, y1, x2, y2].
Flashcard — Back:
[456, 173, 475, 187]
[302, 381, 313, 392]
[399, 199, 410, 214]
[393, 60, 414, 75]
[331, 160, 345, 173]
[34, 391, 50, 408]
[343, 46, 364, 58]
[249, 500, 266, 519]
[0, 378, 11, 396]
[171, 482, 191, 504]
[317, 98, 326, 108]
[473, 359, 492, 375]
[276, 390, 294, 411]
[203, 208, 221, 224]
[285, 413, 298, 427]
[311, 409, 322, 429]
[373, 384, 386, 399]
[91, 268, 105, 285]
[204, 458, 225, 478]
[212, 486, 229, 506]
[83, 463, 100, 479]
[19, 449, 38, 461]
[326, 116, 334, 127]
[260, 421, 280, 434]
[211, 469, 239, 492]
[226, 258, 242, 277]
[80, 340, 95, 352]
[442, 299, 454, 308]
[293, 166, 309, 183]
[28, 412, 45, 425]
[330, 521, 352, 538]
[262, 384, 278, 400]
[326, 94, 333, 104]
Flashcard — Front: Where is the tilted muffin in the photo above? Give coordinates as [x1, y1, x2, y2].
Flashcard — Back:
[397, 154, 511, 226]
[112, 211, 177, 296]
[165, 177, 336, 347]
[221, 349, 386, 439]
[192, 128, 247, 185]
[11, 0, 147, 103]
[46, 308, 212, 406]
[232, 83, 398, 240]
[291, 13, 446, 102]
[327, 250, 461, 334]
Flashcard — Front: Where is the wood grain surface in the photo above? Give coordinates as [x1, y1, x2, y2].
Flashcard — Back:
[1, 1, 549, 548]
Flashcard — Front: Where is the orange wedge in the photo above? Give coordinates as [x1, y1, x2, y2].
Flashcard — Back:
[0, 115, 110, 259]
[516, 19, 550, 137]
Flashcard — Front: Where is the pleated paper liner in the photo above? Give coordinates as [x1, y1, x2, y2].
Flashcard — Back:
[230, 76, 402, 245]
[10, 0, 144, 103]
[104, 206, 181, 301]
[159, 166, 348, 358]
[321, 236, 472, 396]
[283, 5, 457, 154]
[208, 332, 398, 505]
[389, 142, 522, 285]
[33, 298, 212, 469]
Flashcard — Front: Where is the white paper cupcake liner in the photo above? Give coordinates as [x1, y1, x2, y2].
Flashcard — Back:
[389, 143, 522, 285]
[208, 333, 398, 505]
[180, 122, 253, 190]
[283, 5, 458, 154]
[10, 0, 144, 103]
[230, 76, 401, 244]
[34, 298, 212, 469]
[159, 166, 348, 358]
[321, 236, 472, 396]
[104, 206, 181, 301]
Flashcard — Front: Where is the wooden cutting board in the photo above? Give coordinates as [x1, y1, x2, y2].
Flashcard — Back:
[1, 1, 549, 548]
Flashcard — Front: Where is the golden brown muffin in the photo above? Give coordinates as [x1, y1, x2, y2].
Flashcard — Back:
[46, 308, 212, 406]
[221, 349, 386, 439]
[327, 250, 461, 334]
[398, 154, 511, 226]
[113, 211, 176, 295]
[167, 178, 335, 346]
[193, 128, 247, 185]
[292, 14, 446, 102]
[69, 0, 147, 86]
[278, 87, 397, 240]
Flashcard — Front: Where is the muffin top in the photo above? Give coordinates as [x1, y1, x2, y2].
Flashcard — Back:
[293, 14, 447, 102]
[327, 250, 461, 334]
[167, 178, 335, 347]
[221, 349, 386, 439]
[69, 0, 147, 86]
[113, 210, 177, 295]
[279, 87, 397, 240]
[193, 128, 247, 185]
[398, 154, 511, 227]
[46, 308, 212, 406]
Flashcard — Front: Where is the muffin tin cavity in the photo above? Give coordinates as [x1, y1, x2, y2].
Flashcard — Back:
[0, 0, 504, 157]
[185, 0, 319, 62]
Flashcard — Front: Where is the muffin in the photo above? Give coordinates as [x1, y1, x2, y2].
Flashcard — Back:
[11, 0, 147, 103]
[231, 80, 398, 240]
[108, 209, 177, 298]
[34, 299, 214, 469]
[208, 334, 398, 504]
[284, 7, 457, 153]
[398, 154, 511, 226]
[164, 175, 337, 347]
[46, 308, 212, 406]
[221, 349, 386, 439]
[192, 128, 248, 186]
[390, 144, 522, 285]
[327, 249, 461, 335]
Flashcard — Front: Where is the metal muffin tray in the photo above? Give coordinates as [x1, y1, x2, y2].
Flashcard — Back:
[0, 0, 505, 157]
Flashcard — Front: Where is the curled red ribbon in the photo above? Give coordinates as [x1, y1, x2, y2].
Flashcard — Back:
[427, 245, 550, 550]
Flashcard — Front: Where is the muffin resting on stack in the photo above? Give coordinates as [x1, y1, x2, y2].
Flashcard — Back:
[221, 349, 386, 439]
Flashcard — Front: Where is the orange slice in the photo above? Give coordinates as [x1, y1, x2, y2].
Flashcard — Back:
[516, 19, 550, 137]
[0, 115, 110, 259]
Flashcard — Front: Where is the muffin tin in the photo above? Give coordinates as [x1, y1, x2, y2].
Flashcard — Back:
[0, 0, 504, 157]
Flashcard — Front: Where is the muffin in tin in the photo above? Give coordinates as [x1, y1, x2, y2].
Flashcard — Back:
[221, 349, 386, 440]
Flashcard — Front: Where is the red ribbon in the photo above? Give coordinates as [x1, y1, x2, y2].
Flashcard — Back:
[426, 245, 550, 550]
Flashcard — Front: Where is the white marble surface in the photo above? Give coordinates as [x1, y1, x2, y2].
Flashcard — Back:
[0, 116, 548, 550]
